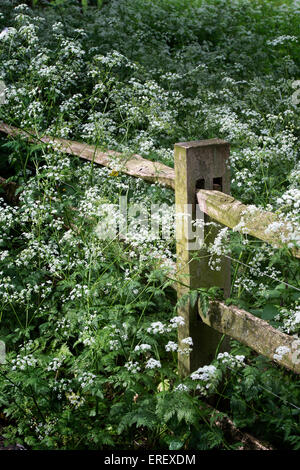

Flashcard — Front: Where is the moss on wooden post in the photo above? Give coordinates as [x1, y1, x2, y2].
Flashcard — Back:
[174, 139, 231, 376]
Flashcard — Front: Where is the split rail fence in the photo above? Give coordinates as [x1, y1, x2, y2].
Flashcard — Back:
[0, 122, 299, 375]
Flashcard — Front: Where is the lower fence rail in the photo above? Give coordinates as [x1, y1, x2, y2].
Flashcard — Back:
[198, 299, 300, 374]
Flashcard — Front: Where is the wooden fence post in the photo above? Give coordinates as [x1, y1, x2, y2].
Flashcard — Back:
[174, 139, 231, 376]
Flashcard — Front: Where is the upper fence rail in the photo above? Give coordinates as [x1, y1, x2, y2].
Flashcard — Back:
[197, 189, 300, 259]
[0, 122, 175, 189]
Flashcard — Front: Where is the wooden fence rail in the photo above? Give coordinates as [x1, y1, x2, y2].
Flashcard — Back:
[0, 122, 175, 189]
[197, 189, 300, 258]
[1, 122, 299, 374]
[198, 300, 300, 374]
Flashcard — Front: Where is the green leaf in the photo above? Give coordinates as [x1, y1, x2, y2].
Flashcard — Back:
[261, 304, 279, 321]
[189, 290, 198, 309]
[169, 440, 183, 450]
[198, 294, 209, 317]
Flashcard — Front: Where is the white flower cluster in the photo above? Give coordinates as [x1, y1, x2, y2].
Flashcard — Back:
[190, 365, 219, 395]
[278, 305, 300, 334]
[134, 343, 152, 353]
[109, 339, 120, 351]
[124, 361, 141, 374]
[108, 323, 129, 343]
[51, 378, 73, 399]
[80, 335, 96, 347]
[217, 352, 245, 368]
[55, 318, 71, 337]
[147, 316, 185, 336]
[11, 354, 38, 371]
[145, 358, 161, 370]
[273, 346, 291, 361]
[266, 35, 298, 46]
[66, 392, 85, 408]
[178, 337, 193, 356]
[147, 321, 167, 335]
[165, 341, 178, 352]
[190, 365, 218, 382]
[47, 356, 65, 372]
[31, 418, 58, 442]
[77, 372, 97, 389]
[77, 312, 98, 348]
[169, 316, 185, 328]
[208, 227, 230, 271]
[174, 383, 190, 392]
[67, 284, 90, 301]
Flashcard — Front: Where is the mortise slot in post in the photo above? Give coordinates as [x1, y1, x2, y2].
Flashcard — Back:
[213, 177, 222, 191]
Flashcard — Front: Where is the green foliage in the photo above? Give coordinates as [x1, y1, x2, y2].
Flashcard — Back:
[0, 0, 299, 451]
[220, 346, 300, 449]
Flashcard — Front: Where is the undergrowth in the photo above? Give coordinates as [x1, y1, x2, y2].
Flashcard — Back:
[0, 0, 299, 450]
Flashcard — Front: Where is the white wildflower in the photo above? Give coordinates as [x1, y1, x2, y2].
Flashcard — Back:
[145, 358, 161, 369]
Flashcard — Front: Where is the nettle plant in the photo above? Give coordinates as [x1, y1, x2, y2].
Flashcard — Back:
[0, 0, 299, 450]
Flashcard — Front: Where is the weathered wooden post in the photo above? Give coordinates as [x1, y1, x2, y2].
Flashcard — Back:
[174, 139, 231, 376]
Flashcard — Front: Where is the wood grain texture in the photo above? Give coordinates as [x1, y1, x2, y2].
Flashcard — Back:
[174, 140, 231, 375]
[0, 121, 175, 189]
